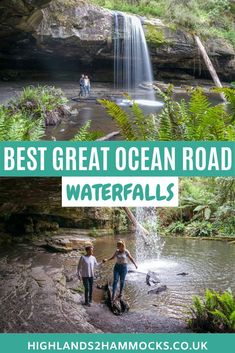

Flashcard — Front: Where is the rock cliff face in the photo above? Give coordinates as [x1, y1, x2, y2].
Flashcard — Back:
[0, 0, 113, 81]
[146, 19, 235, 81]
[0, 0, 234, 81]
[0, 178, 130, 240]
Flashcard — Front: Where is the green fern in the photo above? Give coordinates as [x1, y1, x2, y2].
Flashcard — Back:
[0, 85, 70, 141]
[98, 99, 137, 140]
[0, 106, 44, 141]
[214, 87, 235, 120]
[72, 120, 103, 141]
[189, 289, 235, 332]
[192, 295, 204, 317]
[99, 86, 235, 142]
[177, 88, 234, 140]
[131, 101, 152, 140]
[157, 109, 172, 140]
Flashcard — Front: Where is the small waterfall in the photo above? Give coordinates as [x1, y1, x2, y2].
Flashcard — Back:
[135, 207, 165, 262]
[113, 12, 155, 99]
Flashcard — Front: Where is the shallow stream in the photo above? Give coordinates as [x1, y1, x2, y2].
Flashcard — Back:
[0, 234, 234, 332]
[94, 235, 235, 319]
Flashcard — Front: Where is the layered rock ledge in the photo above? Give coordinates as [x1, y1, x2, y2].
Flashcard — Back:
[0, 0, 234, 82]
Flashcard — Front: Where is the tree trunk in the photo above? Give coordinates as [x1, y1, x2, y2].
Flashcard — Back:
[96, 131, 120, 141]
[122, 207, 149, 243]
[194, 34, 226, 102]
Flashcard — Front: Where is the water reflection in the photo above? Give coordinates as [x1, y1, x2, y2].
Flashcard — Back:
[94, 235, 235, 318]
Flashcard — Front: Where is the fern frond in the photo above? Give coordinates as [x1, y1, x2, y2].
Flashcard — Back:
[189, 88, 211, 117]
[214, 87, 235, 120]
[130, 102, 149, 140]
[99, 99, 137, 140]
[157, 109, 173, 140]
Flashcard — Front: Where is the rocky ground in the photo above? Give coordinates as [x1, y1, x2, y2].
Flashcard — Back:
[85, 304, 188, 333]
[0, 239, 188, 333]
[0, 243, 97, 333]
[0, 79, 224, 105]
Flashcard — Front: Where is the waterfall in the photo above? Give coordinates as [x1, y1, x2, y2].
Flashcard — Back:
[113, 12, 163, 261]
[113, 12, 155, 99]
[135, 207, 165, 262]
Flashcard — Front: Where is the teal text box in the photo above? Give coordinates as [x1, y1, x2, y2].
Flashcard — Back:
[0, 333, 234, 353]
[0, 141, 234, 177]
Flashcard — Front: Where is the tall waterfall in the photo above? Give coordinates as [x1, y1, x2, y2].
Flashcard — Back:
[113, 12, 154, 98]
[113, 12, 163, 261]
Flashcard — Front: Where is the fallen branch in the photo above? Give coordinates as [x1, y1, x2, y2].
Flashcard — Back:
[96, 131, 120, 141]
[122, 207, 149, 243]
[194, 34, 226, 102]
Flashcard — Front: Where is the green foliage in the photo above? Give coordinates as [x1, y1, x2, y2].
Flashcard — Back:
[167, 221, 185, 234]
[189, 289, 235, 332]
[215, 177, 235, 204]
[162, 178, 235, 237]
[0, 85, 101, 142]
[100, 86, 235, 141]
[145, 24, 166, 46]
[91, 0, 166, 17]
[91, 0, 235, 48]
[72, 120, 103, 141]
[99, 99, 136, 140]
[185, 220, 214, 237]
[213, 197, 235, 236]
[9, 85, 68, 121]
[0, 105, 44, 141]
[0, 85, 69, 141]
[214, 87, 235, 120]
[158, 87, 235, 141]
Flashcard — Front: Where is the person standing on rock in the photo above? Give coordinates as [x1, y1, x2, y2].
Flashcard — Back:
[84, 75, 91, 96]
[103, 240, 137, 302]
[79, 74, 85, 97]
[77, 242, 99, 306]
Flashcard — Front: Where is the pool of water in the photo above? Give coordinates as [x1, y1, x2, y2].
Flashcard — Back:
[0, 80, 222, 141]
[94, 235, 235, 318]
[45, 95, 164, 140]
[45, 102, 119, 140]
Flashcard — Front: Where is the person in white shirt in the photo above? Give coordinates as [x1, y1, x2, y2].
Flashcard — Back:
[77, 243, 98, 306]
[84, 75, 91, 96]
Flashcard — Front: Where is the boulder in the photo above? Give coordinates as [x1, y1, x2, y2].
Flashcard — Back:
[146, 271, 160, 286]
[148, 285, 167, 294]
[44, 232, 94, 252]
[45, 238, 74, 252]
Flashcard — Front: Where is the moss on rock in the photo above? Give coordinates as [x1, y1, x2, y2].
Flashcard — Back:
[145, 24, 167, 46]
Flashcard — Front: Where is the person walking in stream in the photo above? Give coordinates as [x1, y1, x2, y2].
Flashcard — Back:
[77, 242, 99, 306]
[103, 240, 137, 303]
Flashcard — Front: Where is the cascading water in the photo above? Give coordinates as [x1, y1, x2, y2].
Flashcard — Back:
[113, 11, 164, 262]
[113, 12, 155, 101]
[135, 207, 165, 263]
